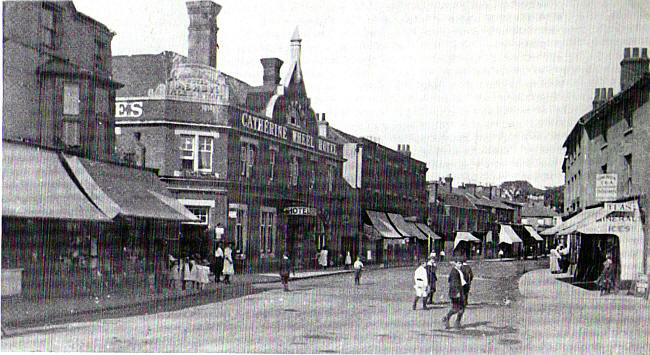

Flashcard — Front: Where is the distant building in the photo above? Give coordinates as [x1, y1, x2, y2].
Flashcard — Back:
[521, 205, 560, 231]
[328, 130, 430, 263]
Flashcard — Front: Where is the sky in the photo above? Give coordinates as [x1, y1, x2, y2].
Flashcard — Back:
[74, 0, 650, 189]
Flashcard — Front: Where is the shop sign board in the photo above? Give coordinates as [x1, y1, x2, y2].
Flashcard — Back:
[595, 174, 617, 202]
[167, 63, 221, 104]
[284, 206, 318, 216]
[115, 101, 143, 118]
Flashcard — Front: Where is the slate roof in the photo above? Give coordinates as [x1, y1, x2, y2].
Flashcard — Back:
[521, 205, 559, 218]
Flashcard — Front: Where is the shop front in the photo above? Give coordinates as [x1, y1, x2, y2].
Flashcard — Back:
[284, 206, 323, 269]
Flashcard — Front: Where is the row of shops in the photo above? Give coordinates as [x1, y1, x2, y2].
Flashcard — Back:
[2, 141, 197, 299]
[540, 197, 648, 289]
[440, 223, 545, 260]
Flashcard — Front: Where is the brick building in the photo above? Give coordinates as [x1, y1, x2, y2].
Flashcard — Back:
[329, 130, 431, 264]
[2, 1, 194, 299]
[554, 47, 649, 283]
[113, 2, 346, 272]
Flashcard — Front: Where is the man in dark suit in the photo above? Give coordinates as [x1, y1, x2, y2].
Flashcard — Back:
[426, 255, 437, 305]
[460, 257, 474, 306]
[442, 260, 467, 329]
[279, 252, 294, 292]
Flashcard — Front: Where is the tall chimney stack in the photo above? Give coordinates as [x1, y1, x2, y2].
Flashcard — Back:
[261, 58, 283, 86]
[592, 87, 613, 110]
[186, 1, 221, 68]
[620, 47, 649, 91]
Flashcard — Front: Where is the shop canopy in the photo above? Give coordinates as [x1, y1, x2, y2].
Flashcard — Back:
[63, 155, 197, 222]
[415, 223, 442, 240]
[454, 232, 480, 249]
[499, 224, 523, 244]
[406, 221, 429, 240]
[575, 200, 645, 281]
[2, 142, 109, 221]
[485, 231, 493, 243]
[524, 226, 544, 241]
[540, 208, 609, 236]
[366, 210, 403, 239]
[387, 213, 421, 238]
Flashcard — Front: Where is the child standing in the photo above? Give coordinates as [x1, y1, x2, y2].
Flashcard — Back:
[353, 256, 364, 285]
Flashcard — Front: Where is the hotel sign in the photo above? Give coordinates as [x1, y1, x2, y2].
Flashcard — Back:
[241, 112, 288, 140]
[318, 139, 337, 155]
[239, 111, 339, 156]
[284, 206, 318, 216]
[595, 174, 617, 202]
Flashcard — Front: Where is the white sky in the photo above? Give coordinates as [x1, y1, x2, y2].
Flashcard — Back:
[74, 0, 650, 189]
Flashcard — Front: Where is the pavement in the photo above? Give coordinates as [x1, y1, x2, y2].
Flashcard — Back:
[518, 268, 650, 354]
[1, 260, 540, 353]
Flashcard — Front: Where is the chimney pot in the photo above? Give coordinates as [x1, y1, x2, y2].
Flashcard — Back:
[624, 48, 631, 58]
[322, 113, 326, 121]
[260, 57, 283, 86]
[642, 48, 648, 58]
[633, 47, 640, 57]
[186, 1, 221, 68]
[620, 47, 650, 91]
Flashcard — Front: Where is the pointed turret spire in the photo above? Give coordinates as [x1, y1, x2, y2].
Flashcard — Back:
[290, 26, 302, 82]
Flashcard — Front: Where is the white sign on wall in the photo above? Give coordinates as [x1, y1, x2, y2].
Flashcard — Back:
[115, 101, 143, 118]
[595, 174, 617, 202]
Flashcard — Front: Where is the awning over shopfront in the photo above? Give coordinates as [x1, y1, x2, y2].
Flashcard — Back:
[540, 208, 609, 236]
[406, 221, 429, 240]
[454, 232, 480, 249]
[575, 200, 645, 281]
[2, 142, 109, 221]
[499, 225, 523, 244]
[366, 210, 403, 239]
[63, 155, 196, 221]
[524, 226, 544, 241]
[415, 223, 442, 240]
[485, 231, 493, 243]
[387, 213, 420, 238]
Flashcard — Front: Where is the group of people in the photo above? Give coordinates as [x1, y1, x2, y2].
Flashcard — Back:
[167, 242, 235, 291]
[549, 243, 570, 274]
[413, 254, 474, 329]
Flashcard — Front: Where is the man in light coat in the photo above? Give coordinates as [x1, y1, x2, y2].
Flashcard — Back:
[413, 262, 429, 310]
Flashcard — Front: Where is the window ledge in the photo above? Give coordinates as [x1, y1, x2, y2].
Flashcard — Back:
[623, 128, 633, 136]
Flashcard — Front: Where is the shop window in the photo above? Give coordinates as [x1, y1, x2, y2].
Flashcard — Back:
[95, 87, 109, 115]
[289, 156, 299, 187]
[62, 121, 80, 147]
[260, 207, 276, 256]
[327, 165, 334, 192]
[63, 82, 80, 115]
[178, 133, 213, 172]
[180, 135, 195, 171]
[240, 142, 256, 178]
[229, 204, 248, 255]
[185, 206, 210, 225]
[41, 4, 57, 49]
[625, 154, 632, 194]
[198, 136, 213, 170]
[269, 148, 277, 181]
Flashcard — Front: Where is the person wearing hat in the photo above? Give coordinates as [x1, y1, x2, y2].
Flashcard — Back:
[460, 257, 474, 306]
[413, 261, 429, 310]
[279, 252, 294, 292]
[426, 255, 438, 305]
[442, 259, 467, 329]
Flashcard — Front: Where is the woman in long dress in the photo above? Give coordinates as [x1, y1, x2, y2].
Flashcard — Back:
[213, 242, 224, 283]
[222, 243, 234, 284]
[549, 246, 561, 273]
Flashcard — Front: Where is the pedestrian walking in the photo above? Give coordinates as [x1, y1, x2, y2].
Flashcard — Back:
[426, 255, 437, 305]
[353, 256, 364, 285]
[344, 251, 352, 270]
[318, 247, 329, 269]
[460, 257, 473, 306]
[222, 243, 234, 284]
[279, 252, 294, 292]
[213, 242, 224, 283]
[413, 262, 429, 310]
[182, 257, 192, 290]
[596, 254, 615, 295]
[498, 249, 504, 259]
[442, 260, 467, 329]
[440, 250, 445, 262]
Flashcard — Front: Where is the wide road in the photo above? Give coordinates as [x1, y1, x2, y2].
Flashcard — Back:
[3, 260, 541, 353]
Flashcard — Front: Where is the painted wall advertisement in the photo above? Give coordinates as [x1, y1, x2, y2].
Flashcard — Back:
[595, 174, 617, 202]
